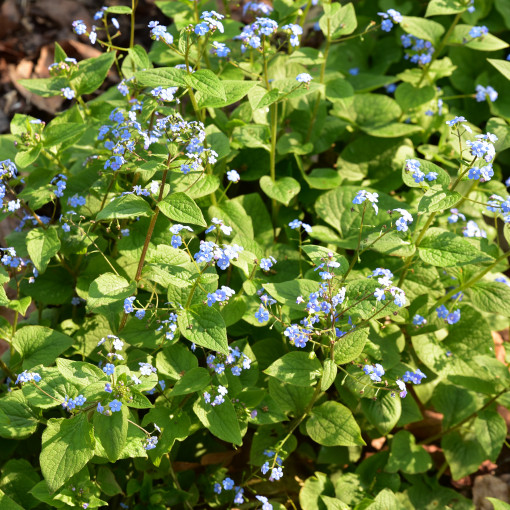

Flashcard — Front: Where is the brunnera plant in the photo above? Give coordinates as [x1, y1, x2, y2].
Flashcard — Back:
[0, 0, 510, 508]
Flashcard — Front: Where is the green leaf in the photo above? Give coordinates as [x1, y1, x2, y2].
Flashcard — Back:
[135, 67, 188, 89]
[193, 397, 242, 445]
[400, 16, 445, 46]
[26, 228, 60, 273]
[467, 280, 510, 317]
[93, 404, 128, 462]
[141, 408, 190, 465]
[418, 228, 493, 267]
[263, 279, 319, 310]
[209, 200, 253, 238]
[269, 378, 315, 416]
[265, 352, 322, 387]
[426, 0, 466, 16]
[442, 429, 485, 480]
[361, 391, 401, 435]
[488, 58, 510, 80]
[303, 168, 342, 190]
[321, 359, 337, 391]
[178, 306, 228, 355]
[197, 80, 257, 108]
[13, 326, 74, 370]
[386, 430, 432, 474]
[55, 358, 105, 387]
[106, 5, 132, 14]
[8, 297, 32, 315]
[0, 458, 40, 509]
[15, 147, 41, 168]
[40, 414, 95, 493]
[259, 176, 300, 206]
[156, 343, 199, 380]
[306, 401, 365, 446]
[170, 367, 210, 396]
[365, 123, 423, 138]
[187, 69, 226, 101]
[17, 77, 67, 97]
[474, 410, 507, 462]
[87, 273, 136, 308]
[315, 186, 404, 248]
[402, 158, 450, 189]
[487, 499, 510, 510]
[319, 2, 357, 38]
[332, 94, 400, 131]
[22, 367, 77, 409]
[0, 489, 24, 510]
[158, 192, 207, 227]
[431, 383, 482, 429]
[418, 187, 461, 213]
[449, 25, 509, 51]
[366, 489, 399, 510]
[43, 122, 86, 150]
[334, 328, 368, 364]
[71, 52, 116, 95]
[96, 194, 153, 220]
[395, 83, 436, 111]
[0, 392, 38, 439]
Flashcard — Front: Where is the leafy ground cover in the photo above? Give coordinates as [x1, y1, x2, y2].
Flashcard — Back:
[1, 0, 510, 509]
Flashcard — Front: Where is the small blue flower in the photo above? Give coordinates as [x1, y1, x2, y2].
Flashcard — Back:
[109, 399, 122, 412]
[296, 73, 312, 83]
[103, 363, 115, 376]
[124, 296, 135, 313]
[255, 305, 269, 323]
[135, 309, 146, 320]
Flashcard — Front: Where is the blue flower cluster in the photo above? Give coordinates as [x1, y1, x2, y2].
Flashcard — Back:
[156, 312, 179, 341]
[194, 240, 243, 270]
[436, 305, 461, 324]
[363, 363, 384, 382]
[206, 346, 251, 376]
[281, 23, 303, 47]
[378, 9, 402, 32]
[468, 25, 488, 39]
[393, 208, 413, 232]
[353, 190, 379, 214]
[207, 286, 235, 307]
[195, 11, 225, 36]
[413, 314, 427, 326]
[369, 268, 406, 307]
[261, 449, 284, 481]
[289, 218, 312, 232]
[260, 256, 276, 271]
[401, 35, 434, 65]
[204, 384, 228, 406]
[169, 223, 194, 248]
[235, 17, 278, 51]
[148, 21, 174, 45]
[405, 159, 438, 184]
[213, 477, 248, 505]
[211, 41, 231, 58]
[62, 394, 87, 411]
[15, 370, 41, 385]
[475, 84, 498, 103]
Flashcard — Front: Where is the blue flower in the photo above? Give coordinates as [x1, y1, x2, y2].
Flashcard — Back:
[103, 363, 115, 376]
[61, 87, 75, 100]
[222, 477, 234, 490]
[124, 296, 135, 313]
[255, 305, 269, 323]
[363, 363, 385, 382]
[413, 314, 427, 326]
[135, 309, 146, 320]
[226, 169, 240, 182]
[296, 73, 312, 83]
[109, 399, 122, 412]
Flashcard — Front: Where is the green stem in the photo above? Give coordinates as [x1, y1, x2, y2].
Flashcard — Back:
[341, 202, 367, 283]
[130, 0, 137, 48]
[305, 20, 331, 143]
[418, 12, 462, 86]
